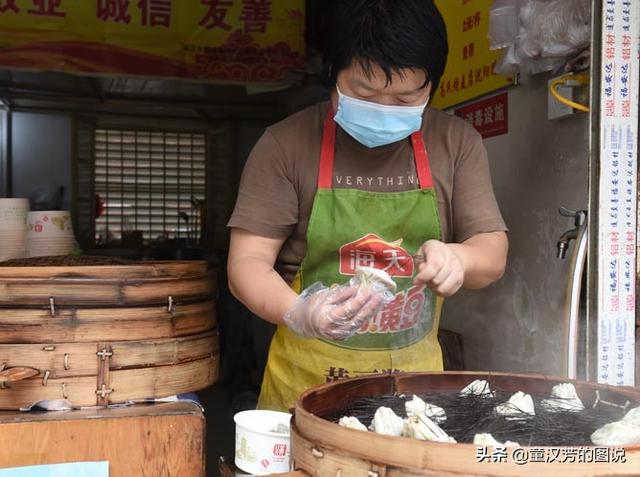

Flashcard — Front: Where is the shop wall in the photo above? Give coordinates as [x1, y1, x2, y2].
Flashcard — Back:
[442, 73, 589, 376]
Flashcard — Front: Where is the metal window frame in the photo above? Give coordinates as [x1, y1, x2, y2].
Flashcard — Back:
[0, 108, 11, 198]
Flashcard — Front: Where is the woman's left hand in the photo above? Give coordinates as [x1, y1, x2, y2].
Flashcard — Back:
[413, 240, 465, 297]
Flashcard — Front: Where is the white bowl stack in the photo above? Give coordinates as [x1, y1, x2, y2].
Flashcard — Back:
[26, 210, 76, 258]
[0, 198, 29, 262]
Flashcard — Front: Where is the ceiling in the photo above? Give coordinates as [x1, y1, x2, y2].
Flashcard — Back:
[0, 68, 330, 122]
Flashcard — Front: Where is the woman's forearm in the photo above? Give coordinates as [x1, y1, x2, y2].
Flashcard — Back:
[228, 255, 298, 325]
[449, 231, 508, 289]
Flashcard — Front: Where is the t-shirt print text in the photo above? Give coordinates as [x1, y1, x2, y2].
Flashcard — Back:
[335, 175, 418, 188]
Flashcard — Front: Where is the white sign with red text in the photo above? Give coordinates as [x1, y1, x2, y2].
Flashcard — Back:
[598, 0, 638, 386]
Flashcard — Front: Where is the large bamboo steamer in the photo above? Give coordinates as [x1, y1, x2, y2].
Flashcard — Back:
[0, 258, 219, 407]
[0, 332, 219, 408]
[0, 299, 216, 342]
[0, 259, 209, 278]
[0, 273, 216, 306]
[292, 372, 640, 477]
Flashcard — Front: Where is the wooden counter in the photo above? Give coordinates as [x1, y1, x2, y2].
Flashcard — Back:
[0, 401, 205, 476]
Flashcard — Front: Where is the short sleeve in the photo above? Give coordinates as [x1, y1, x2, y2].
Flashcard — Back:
[227, 130, 299, 239]
[452, 130, 507, 243]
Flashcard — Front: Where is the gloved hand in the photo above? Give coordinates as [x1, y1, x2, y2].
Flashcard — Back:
[283, 279, 394, 341]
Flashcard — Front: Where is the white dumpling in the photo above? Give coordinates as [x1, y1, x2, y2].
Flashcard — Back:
[541, 383, 585, 412]
[622, 406, 640, 425]
[354, 266, 397, 293]
[405, 395, 446, 423]
[338, 416, 368, 432]
[473, 433, 502, 446]
[495, 391, 535, 419]
[473, 433, 519, 447]
[402, 415, 456, 443]
[591, 420, 640, 446]
[371, 407, 404, 436]
[424, 402, 447, 423]
[460, 379, 494, 397]
[405, 394, 427, 417]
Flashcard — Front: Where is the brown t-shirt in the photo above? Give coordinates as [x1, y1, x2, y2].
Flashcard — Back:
[228, 101, 507, 284]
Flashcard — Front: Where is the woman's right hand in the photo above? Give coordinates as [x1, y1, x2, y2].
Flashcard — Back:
[283, 282, 388, 340]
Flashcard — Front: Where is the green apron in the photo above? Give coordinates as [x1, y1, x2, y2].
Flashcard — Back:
[258, 107, 444, 411]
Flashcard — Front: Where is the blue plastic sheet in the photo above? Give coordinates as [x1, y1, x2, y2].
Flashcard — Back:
[0, 462, 108, 477]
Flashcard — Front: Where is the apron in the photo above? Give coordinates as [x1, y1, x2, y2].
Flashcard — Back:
[258, 108, 444, 411]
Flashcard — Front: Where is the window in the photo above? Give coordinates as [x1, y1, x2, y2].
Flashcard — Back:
[94, 128, 206, 244]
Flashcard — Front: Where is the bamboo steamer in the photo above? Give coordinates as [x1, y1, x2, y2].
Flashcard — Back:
[0, 259, 219, 408]
[292, 372, 640, 477]
[0, 299, 216, 342]
[0, 260, 216, 306]
[0, 332, 219, 408]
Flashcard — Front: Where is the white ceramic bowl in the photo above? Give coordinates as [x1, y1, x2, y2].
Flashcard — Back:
[0, 240, 26, 249]
[0, 232, 25, 239]
[0, 198, 29, 207]
[26, 239, 75, 258]
[0, 246, 26, 261]
[27, 237, 75, 244]
[0, 226, 27, 260]
[0, 199, 29, 231]
[234, 410, 291, 475]
[27, 211, 73, 237]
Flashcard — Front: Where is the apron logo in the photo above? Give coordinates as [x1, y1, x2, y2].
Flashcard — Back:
[357, 284, 426, 335]
[339, 233, 414, 277]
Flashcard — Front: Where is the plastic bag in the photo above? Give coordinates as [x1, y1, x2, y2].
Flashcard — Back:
[490, 0, 591, 75]
[488, 0, 521, 50]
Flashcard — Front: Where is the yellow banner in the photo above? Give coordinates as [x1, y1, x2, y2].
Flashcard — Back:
[432, 0, 514, 109]
[0, 0, 305, 84]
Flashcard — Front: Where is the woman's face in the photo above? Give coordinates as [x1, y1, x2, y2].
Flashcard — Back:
[334, 61, 432, 107]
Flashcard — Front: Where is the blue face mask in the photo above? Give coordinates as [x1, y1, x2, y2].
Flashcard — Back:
[334, 87, 428, 148]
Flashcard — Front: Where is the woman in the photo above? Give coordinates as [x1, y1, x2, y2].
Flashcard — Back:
[228, 0, 508, 411]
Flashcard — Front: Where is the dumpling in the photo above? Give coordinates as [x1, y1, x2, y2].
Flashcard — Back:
[370, 407, 404, 436]
[622, 406, 640, 425]
[495, 391, 535, 419]
[405, 395, 446, 423]
[338, 416, 368, 432]
[591, 420, 640, 446]
[355, 266, 397, 293]
[540, 383, 584, 412]
[591, 406, 640, 446]
[473, 433, 519, 447]
[460, 379, 494, 397]
[402, 415, 456, 443]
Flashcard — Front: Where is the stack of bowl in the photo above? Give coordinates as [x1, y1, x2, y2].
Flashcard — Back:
[0, 199, 29, 262]
[26, 210, 76, 258]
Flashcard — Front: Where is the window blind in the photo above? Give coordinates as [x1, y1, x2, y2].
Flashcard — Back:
[94, 128, 206, 243]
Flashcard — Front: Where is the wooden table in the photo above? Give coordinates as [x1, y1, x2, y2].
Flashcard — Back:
[0, 401, 205, 476]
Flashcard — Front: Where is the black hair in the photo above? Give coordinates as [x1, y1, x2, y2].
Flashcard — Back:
[324, 0, 448, 95]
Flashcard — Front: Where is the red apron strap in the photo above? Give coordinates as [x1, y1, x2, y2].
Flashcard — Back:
[318, 106, 336, 189]
[411, 131, 434, 190]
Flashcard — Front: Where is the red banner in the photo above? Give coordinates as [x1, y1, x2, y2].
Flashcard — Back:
[454, 92, 509, 139]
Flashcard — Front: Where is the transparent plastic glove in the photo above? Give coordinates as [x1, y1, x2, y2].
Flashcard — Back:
[284, 277, 394, 341]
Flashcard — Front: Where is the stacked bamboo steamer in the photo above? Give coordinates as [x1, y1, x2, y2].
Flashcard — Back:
[292, 372, 640, 476]
[0, 256, 218, 409]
